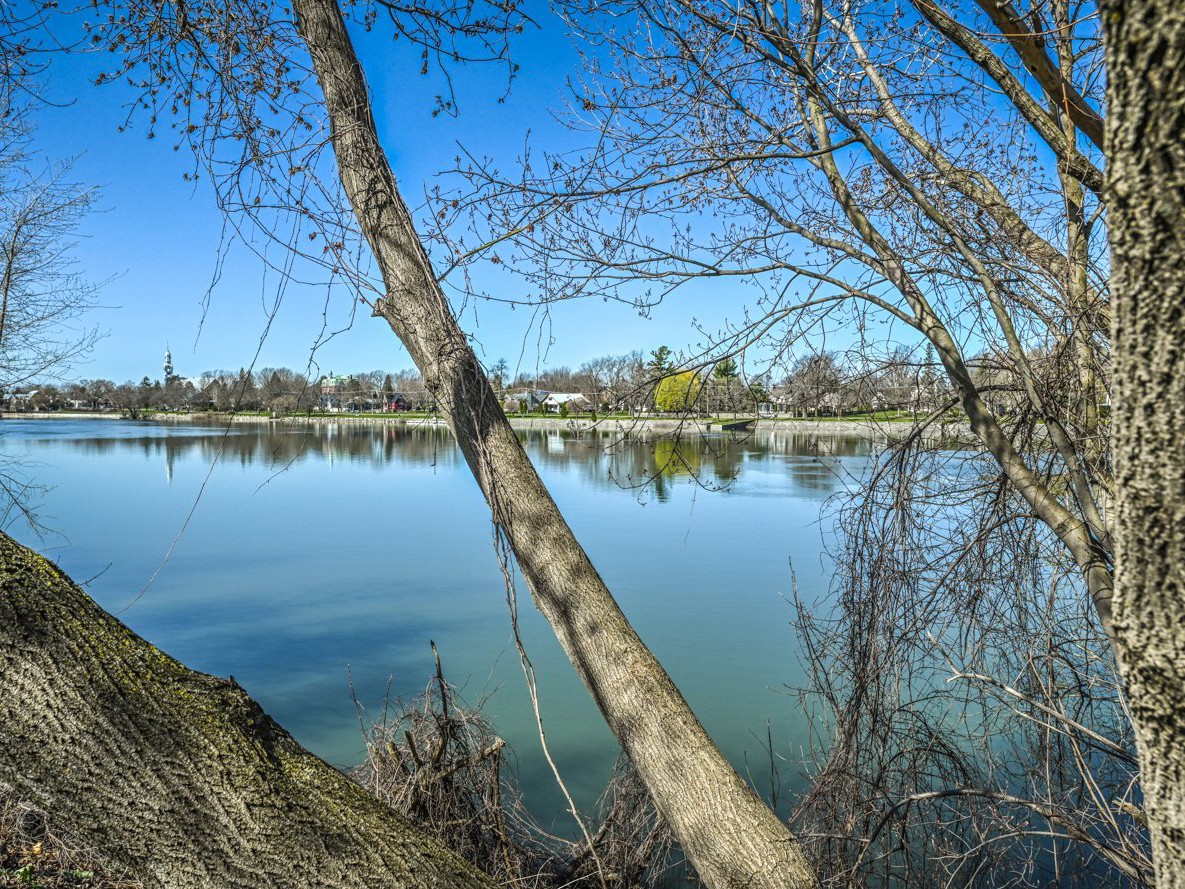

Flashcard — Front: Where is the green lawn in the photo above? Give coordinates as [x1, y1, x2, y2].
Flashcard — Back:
[776, 410, 928, 422]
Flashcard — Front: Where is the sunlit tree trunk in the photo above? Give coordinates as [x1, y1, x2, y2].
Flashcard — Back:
[289, 1, 815, 886]
[0, 532, 494, 889]
[1103, 1, 1185, 884]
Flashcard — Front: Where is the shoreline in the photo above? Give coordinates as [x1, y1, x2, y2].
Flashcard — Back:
[1, 411, 125, 420]
[3, 410, 962, 439]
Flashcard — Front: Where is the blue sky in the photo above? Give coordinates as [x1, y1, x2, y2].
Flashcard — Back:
[30, 8, 751, 386]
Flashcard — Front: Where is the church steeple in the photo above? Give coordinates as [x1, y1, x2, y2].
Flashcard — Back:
[163, 345, 174, 380]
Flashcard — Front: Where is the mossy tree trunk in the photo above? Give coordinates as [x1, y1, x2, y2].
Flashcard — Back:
[1102, 2, 1185, 885]
[289, 2, 817, 887]
[0, 532, 495, 889]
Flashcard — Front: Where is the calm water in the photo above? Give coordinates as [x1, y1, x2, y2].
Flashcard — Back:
[1, 417, 872, 831]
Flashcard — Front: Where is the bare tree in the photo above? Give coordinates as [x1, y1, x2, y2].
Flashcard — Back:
[453, 0, 1113, 635]
[291, 3, 813, 882]
[0, 89, 102, 530]
[779, 353, 847, 418]
[46, 1, 819, 886]
[434, 0, 1164, 883]
[442, 0, 1185, 882]
[0, 111, 101, 393]
[1101, 0, 1185, 881]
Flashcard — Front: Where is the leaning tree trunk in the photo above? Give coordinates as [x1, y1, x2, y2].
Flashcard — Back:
[1102, 2, 1185, 885]
[290, 2, 815, 887]
[0, 532, 494, 889]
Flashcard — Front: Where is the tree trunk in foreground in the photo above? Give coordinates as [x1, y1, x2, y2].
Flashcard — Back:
[291, 2, 816, 887]
[0, 532, 494, 889]
[1102, 2, 1185, 886]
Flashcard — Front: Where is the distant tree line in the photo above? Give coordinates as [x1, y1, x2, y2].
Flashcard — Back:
[4, 343, 973, 419]
[2, 367, 422, 416]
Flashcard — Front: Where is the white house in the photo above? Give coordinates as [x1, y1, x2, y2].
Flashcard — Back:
[543, 393, 591, 414]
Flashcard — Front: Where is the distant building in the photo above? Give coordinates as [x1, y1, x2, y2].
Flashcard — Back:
[3, 390, 39, 411]
[503, 388, 549, 412]
[319, 372, 353, 411]
[319, 372, 353, 394]
[543, 393, 591, 414]
[163, 347, 174, 380]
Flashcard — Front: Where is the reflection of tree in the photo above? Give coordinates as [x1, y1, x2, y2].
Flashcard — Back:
[762, 428, 872, 460]
[616, 434, 746, 501]
[648, 438, 704, 503]
[49, 424, 869, 501]
[56, 422, 465, 472]
[782, 456, 843, 495]
[652, 438, 702, 478]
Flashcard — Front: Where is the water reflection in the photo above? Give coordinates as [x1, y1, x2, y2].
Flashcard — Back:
[15, 419, 873, 499]
[3, 417, 874, 831]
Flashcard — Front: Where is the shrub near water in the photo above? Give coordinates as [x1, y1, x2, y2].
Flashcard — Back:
[1, 666, 680, 889]
[352, 663, 681, 888]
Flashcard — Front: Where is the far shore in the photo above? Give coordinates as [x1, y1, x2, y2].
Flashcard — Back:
[2, 410, 965, 440]
[1, 410, 126, 420]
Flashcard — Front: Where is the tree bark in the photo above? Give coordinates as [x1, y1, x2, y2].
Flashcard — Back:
[290, 2, 816, 887]
[0, 531, 495, 889]
[1102, 2, 1185, 885]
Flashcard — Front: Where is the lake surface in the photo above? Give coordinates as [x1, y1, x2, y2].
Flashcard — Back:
[1, 417, 873, 833]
